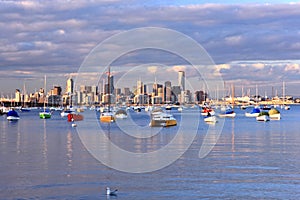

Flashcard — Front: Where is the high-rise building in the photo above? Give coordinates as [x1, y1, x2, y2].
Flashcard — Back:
[172, 86, 181, 103]
[66, 78, 74, 94]
[104, 75, 114, 95]
[153, 83, 163, 96]
[164, 81, 172, 103]
[195, 90, 207, 103]
[15, 89, 21, 103]
[51, 86, 62, 96]
[109, 75, 114, 94]
[91, 85, 98, 95]
[158, 87, 164, 102]
[137, 80, 144, 95]
[178, 71, 185, 92]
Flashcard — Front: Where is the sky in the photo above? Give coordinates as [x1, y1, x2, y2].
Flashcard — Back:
[0, 0, 300, 97]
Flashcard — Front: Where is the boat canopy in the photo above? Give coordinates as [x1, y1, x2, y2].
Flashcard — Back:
[7, 110, 19, 117]
[251, 108, 261, 114]
[269, 108, 280, 115]
[115, 109, 127, 115]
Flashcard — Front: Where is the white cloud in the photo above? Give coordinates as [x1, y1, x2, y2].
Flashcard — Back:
[225, 35, 243, 45]
[284, 63, 300, 73]
[214, 64, 230, 76]
[252, 63, 265, 69]
[147, 66, 158, 74]
[167, 65, 186, 73]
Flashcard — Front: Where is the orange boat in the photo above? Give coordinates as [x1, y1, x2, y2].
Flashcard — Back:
[100, 112, 115, 123]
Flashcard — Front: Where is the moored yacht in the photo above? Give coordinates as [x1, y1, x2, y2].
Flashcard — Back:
[7, 109, 20, 121]
[149, 112, 177, 127]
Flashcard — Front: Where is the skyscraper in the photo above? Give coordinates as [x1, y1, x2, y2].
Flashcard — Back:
[137, 80, 144, 95]
[178, 71, 185, 92]
[66, 78, 74, 94]
[153, 83, 162, 96]
[164, 81, 172, 103]
[104, 75, 114, 95]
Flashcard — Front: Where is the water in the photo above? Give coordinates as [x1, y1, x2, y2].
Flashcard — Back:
[1, 106, 300, 199]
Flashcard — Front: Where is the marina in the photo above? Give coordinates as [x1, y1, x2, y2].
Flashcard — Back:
[1, 105, 300, 199]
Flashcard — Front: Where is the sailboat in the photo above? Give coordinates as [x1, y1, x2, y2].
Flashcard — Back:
[100, 67, 115, 123]
[20, 82, 31, 112]
[39, 75, 51, 119]
[281, 81, 290, 110]
[7, 108, 20, 121]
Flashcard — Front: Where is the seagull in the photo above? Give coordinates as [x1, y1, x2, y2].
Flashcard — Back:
[106, 187, 118, 196]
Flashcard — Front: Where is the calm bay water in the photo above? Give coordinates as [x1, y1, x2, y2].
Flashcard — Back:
[1, 106, 300, 199]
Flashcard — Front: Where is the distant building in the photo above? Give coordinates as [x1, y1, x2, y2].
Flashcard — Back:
[123, 87, 131, 96]
[91, 85, 98, 95]
[164, 81, 172, 103]
[134, 94, 148, 105]
[178, 71, 185, 92]
[48, 95, 61, 106]
[104, 75, 114, 95]
[63, 78, 74, 105]
[195, 91, 207, 104]
[152, 83, 162, 96]
[171, 86, 181, 103]
[51, 86, 62, 96]
[137, 80, 144, 95]
[66, 78, 74, 94]
[15, 89, 21, 103]
[152, 96, 163, 104]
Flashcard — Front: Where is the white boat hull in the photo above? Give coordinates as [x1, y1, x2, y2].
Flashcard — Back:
[204, 116, 217, 123]
[245, 112, 259, 117]
[219, 112, 236, 118]
[115, 114, 128, 119]
[256, 115, 270, 122]
[269, 113, 281, 120]
[7, 116, 20, 121]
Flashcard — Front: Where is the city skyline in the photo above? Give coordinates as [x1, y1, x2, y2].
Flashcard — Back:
[1, 69, 296, 106]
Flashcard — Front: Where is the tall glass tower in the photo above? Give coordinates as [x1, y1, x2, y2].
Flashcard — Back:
[178, 71, 185, 92]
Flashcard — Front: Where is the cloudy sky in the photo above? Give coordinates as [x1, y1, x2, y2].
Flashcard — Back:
[0, 0, 300, 97]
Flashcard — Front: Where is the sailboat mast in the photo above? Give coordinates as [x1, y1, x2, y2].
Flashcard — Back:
[282, 81, 285, 104]
[44, 75, 46, 112]
[23, 82, 26, 107]
[231, 84, 235, 107]
[108, 67, 111, 110]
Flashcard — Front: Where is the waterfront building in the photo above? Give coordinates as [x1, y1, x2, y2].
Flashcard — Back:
[134, 94, 148, 105]
[152, 96, 163, 104]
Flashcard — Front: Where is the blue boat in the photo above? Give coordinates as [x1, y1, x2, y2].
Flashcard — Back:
[245, 108, 260, 117]
[7, 109, 20, 121]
